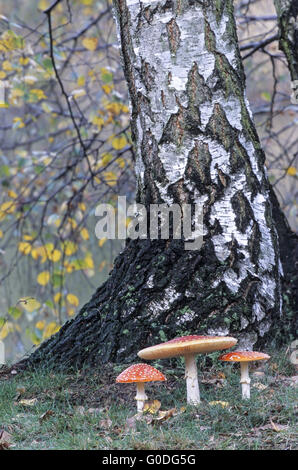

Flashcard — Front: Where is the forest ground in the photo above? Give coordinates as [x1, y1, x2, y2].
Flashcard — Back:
[0, 347, 297, 450]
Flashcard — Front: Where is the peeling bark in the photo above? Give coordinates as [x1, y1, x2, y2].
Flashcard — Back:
[22, 0, 297, 370]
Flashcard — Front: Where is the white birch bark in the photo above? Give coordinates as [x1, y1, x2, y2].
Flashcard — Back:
[113, 0, 282, 349]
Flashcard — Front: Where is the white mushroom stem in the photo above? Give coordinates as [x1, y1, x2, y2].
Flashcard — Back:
[184, 354, 200, 405]
[240, 362, 251, 399]
[135, 382, 148, 412]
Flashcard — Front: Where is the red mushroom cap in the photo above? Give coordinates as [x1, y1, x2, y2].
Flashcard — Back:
[219, 351, 270, 362]
[116, 363, 166, 383]
[138, 335, 237, 360]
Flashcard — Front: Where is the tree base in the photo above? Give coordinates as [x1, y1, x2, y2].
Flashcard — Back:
[20, 209, 297, 371]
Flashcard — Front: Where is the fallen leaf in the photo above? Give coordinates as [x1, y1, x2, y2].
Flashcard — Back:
[0, 430, 12, 450]
[39, 410, 54, 423]
[252, 371, 265, 377]
[75, 406, 85, 415]
[269, 419, 288, 432]
[153, 408, 177, 422]
[18, 398, 38, 406]
[99, 418, 112, 429]
[143, 399, 161, 414]
[125, 414, 142, 432]
[209, 401, 230, 408]
[87, 408, 102, 415]
[252, 383, 268, 390]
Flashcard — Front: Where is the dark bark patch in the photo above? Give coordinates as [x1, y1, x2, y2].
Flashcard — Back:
[185, 140, 212, 192]
[166, 18, 181, 55]
[248, 221, 261, 267]
[231, 190, 255, 233]
[206, 103, 234, 151]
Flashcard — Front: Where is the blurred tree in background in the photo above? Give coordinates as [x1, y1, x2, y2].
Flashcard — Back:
[0, 0, 297, 364]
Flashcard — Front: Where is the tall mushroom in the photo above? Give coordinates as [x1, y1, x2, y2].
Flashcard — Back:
[219, 351, 270, 399]
[138, 335, 237, 405]
[116, 363, 166, 412]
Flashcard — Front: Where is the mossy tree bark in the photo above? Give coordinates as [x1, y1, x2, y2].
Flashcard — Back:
[274, 0, 298, 81]
[24, 0, 297, 369]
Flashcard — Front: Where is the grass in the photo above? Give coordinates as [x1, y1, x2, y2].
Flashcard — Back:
[0, 347, 297, 450]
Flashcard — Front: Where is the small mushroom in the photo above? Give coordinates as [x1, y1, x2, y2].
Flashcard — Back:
[138, 335, 237, 405]
[116, 363, 166, 412]
[219, 351, 270, 399]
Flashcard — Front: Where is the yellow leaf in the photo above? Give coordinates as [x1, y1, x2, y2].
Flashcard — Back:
[82, 37, 98, 51]
[13, 117, 25, 128]
[0, 71, 6, 79]
[0, 229, 3, 238]
[105, 102, 123, 115]
[77, 76, 85, 87]
[62, 241, 78, 256]
[2, 60, 12, 71]
[143, 400, 161, 414]
[98, 237, 107, 247]
[80, 228, 89, 240]
[19, 57, 29, 66]
[117, 157, 126, 169]
[71, 88, 86, 99]
[209, 401, 230, 408]
[18, 297, 41, 313]
[66, 294, 79, 307]
[54, 292, 62, 304]
[18, 241, 32, 255]
[38, 0, 50, 10]
[101, 152, 113, 166]
[48, 249, 61, 263]
[287, 167, 296, 176]
[36, 321, 45, 330]
[102, 83, 114, 94]
[30, 88, 47, 101]
[84, 254, 94, 269]
[111, 135, 127, 150]
[92, 115, 104, 130]
[103, 171, 117, 187]
[7, 190, 17, 199]
[0, 201, 16, 220]
[37, 271, 50, 286]
[0, 321, 14, 340]
[43, 322, 60, 339]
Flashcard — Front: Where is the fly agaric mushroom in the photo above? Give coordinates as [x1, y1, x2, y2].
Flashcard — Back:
[116, 363, 166, 412]
[138, 335, 237, 405]
[219, 351, 270, 399]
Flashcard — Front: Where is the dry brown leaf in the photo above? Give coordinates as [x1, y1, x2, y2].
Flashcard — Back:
[153, 408, 177, 422]
[75, 406, 85, 415]
[39, 410, 54, 423]
[252, 383, 268, 390]
[87, 408, 102, 415]
[99, 418, 112, 429]
[0, 430, 12, 450]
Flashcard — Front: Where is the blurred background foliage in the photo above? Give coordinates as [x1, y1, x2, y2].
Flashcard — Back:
[0, 0, 297, 362]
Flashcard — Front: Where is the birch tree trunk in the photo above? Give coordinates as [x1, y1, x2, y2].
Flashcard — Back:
[23, 0, 296, 369]
[274, 0, 298, 81]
